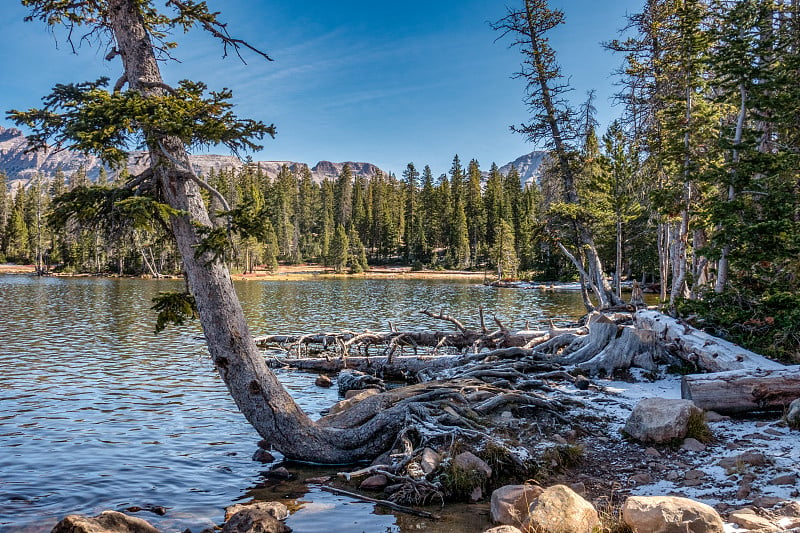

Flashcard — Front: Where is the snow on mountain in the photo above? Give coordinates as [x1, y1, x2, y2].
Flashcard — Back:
[498, 151, 549, 187]
[1, 125, 548, 189]
[0, 125, 387, 188]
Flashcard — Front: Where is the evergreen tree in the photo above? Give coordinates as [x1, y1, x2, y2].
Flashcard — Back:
[347, 226, 368, 273]
[0, 175, 8, 260]
[418, 165, 437, 262]
[273, 164, 297, 259]
[491, 219, 519, 280]
[335, 164, 353, 228]
[495, 0, 622, 309]
[446, 202, 470, 269]
[449, 155, 465, 205]
[484, 163, 506, 251]
[6, 192, 30, 262]
[262, 218, 279, 272]
[602, 120, 644, 296]
[402, 162, 420, 261]
[328, 223, 349, 273]
[296, 166, 320, 262]
[465, 159, 485, 267]
[320, 180, 336, 265]
[352, 173, 370, 251]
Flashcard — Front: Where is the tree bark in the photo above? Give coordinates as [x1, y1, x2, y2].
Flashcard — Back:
[520, 0, 621, 311]
[715, 83, 746, 293]
[107, 0, 402, 463]
[681, 368, 800, 414]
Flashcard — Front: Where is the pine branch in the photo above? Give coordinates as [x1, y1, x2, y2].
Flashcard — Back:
[165, 0, 273, 63]
[156, 140, 231, 212]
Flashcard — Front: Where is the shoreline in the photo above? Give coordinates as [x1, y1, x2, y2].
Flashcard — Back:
[0, 263, 492, 282]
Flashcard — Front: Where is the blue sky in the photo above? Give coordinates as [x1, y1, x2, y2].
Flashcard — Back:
[1, 0, 641, 177]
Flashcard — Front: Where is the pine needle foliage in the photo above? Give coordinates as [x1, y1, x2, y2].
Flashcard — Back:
[151, 290, 198, 333]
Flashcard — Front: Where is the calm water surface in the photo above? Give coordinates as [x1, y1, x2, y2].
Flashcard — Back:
[0, 275, 586, 532]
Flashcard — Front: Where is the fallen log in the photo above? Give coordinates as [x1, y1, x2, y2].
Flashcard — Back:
[635, 310, 785, 373]
[681, 367, 800, 414]
[266, 348, 536, 380]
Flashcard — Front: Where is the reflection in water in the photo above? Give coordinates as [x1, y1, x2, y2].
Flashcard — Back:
[0, 275, 586, 532]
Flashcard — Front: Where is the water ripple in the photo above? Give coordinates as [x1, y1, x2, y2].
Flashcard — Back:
[0, 275, 584, 532]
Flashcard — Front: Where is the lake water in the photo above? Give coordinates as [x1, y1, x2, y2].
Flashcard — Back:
[0, 275, 587, 532]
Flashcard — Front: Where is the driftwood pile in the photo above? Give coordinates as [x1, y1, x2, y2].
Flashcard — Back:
[257, 308, 799, 415]
[254, 307, 798, 507]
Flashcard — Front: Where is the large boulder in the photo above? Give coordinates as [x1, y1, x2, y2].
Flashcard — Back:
[51, 511, 160, 533]
[454, 451, 493, 479]
[622, 495, 724, 533]
[624, 398, 702, 443]
[490, 484, 544, 526]
[520, 484, 599, 533]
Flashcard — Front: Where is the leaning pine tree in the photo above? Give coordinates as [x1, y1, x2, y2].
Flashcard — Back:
[9, 0, 421, 463]
[493, 0, 623, 310]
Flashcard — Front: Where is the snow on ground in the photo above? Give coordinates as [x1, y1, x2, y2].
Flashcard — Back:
[569, 371, 799, 531]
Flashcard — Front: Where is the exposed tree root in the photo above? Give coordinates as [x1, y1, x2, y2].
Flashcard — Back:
[254, 308, 780, 465]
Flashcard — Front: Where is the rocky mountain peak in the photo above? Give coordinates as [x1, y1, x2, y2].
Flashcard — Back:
[1, 124, 547, 189]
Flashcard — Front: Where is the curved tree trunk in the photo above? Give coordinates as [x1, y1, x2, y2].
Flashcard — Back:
[108, 0, 398, 463]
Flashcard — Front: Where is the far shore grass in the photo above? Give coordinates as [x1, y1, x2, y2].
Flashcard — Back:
[0, 262, 495, 282]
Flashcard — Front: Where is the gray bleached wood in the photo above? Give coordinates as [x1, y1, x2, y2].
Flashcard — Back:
[681, 367, 800, 414]
[634, 309, 784, 372]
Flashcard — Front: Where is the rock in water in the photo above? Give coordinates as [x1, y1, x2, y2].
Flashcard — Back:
[624, 397, 702, 443]
[622, 495, 724, 533]
[521, 485, 599, 533]
[314, 374, 332, 387]
[224, 501, 289, 522]
[222, 505, 291, 533]
[252, 448, 276, 463]
[51, 511, 160, 533]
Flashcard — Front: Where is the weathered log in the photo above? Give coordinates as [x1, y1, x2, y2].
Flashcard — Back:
[266, 348, 535, 380]
[555, 315, 618, 365]
[681, 367, 800, 414]
[257, 329, 546, 356]
[576, 326, 657, 376]
[635, 310, 785, 373]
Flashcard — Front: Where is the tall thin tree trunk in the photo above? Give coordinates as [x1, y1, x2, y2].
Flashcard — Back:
[107, 0, 400, 463]
[658, 221, 670, 302]
[715, 83, 746, 293]
[615, 217, 623, 298]
[521, 0, 621, 310]
[669, 85, 693, 311]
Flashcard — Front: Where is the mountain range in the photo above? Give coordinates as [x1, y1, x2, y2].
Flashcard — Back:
[0, 125, 547, 190]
